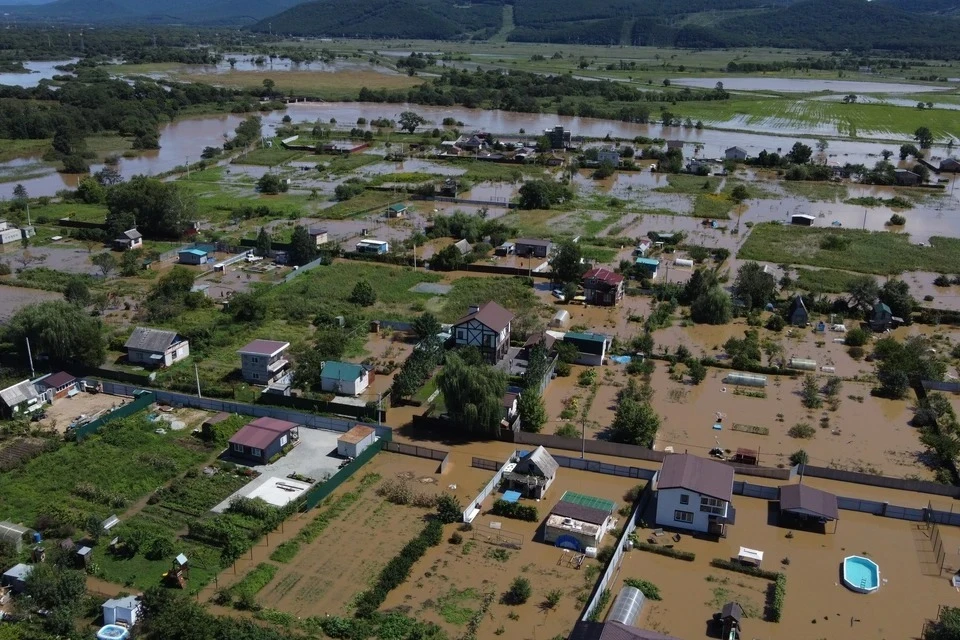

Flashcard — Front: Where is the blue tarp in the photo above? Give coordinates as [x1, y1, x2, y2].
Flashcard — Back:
[610, 355, 632, 364]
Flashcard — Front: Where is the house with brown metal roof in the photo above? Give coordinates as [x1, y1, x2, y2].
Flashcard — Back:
[227, 417, 299, 465]
[452, 301, 514, 363]
[36, 371, 77, 400]
[654, 454, 735, 537]
[778, 483, 838, 532]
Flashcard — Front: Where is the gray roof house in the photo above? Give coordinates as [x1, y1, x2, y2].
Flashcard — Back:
[114, 228, 143, 251]
[724, 146, 748, 161]
[778, 483, 839, 526]
[504, 445, 558, 499]
[125, 327, 191, 368]
[0, 380, 42, 419]
[655, 454, 735, 537]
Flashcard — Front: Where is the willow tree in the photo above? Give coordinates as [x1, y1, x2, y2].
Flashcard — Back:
[438, 353, 507, 437]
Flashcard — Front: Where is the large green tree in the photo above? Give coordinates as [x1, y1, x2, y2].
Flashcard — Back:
[438, 353, 507, 437]
[412, 312, 441, 343]
[4, 301, 104, 368]
[518, 390, 547, 433]
[732, 261, 776, 310]
[690, 286, 732, 324]
[878, 279, 914, 323]
[846, 275, 879, 312]
[106, 176, 197, 239]
[255, 227, 272, 257]
[549, 239, 586, 285]
[289, 225, 317, 266]
[609, 398, 660, 446]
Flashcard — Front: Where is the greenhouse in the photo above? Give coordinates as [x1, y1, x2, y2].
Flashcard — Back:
[607, 585, 646, 625]
[787, 358, 817, 371]
[0, 521, 28, 553]
[724, 372, 768, 387]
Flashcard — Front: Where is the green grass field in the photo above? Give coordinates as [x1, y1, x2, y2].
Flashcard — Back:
[739, 223, 960, 275]
[794, 267, 861, 293]
[439, 275, 542, 323]
[233, 145, 309, 167]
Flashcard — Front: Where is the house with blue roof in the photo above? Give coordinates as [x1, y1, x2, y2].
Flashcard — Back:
[178, 248, 210, 265]
[321, 361, 370, 396]
[635, 257, 660, 279]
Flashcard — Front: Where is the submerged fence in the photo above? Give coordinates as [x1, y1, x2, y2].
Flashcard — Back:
[464, 453, 511, 522]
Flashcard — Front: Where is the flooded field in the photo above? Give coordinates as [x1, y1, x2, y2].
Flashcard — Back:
[0, 283, 60, 321]
[617, 491, 960, 640]
[673, 77, 947, 93]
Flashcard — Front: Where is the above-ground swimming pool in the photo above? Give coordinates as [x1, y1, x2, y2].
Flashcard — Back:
[97, 625, 130, 640]
[842, 555, 880, 593]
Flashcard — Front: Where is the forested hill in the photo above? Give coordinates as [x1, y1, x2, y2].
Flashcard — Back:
[252, 0, 960, 56]
[0, 0, 304, 24]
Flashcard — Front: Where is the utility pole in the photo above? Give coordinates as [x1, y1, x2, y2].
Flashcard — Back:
[194, 364, 202, 398]
[25, 338, 35, 378]
[581, 416, 586, 459]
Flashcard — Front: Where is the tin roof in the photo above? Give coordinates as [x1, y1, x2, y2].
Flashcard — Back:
[179, 248, 208, 256]
[237, 339, 289, 357]
[0, 380, 39, 408]
[583, 267, 624, 285]
[454, 301, 514, 333]
[125, 327, 179, 353]
[658, 454, 734, 502]
[778, 483, 839, 521]
[321, 361, 366, 381]
[37, 371, 76, 390]
[338, 425, 376, 444]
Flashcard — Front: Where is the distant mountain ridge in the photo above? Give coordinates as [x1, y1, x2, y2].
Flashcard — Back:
[250, 0, 960, 54]
[0, 0, 304, 24]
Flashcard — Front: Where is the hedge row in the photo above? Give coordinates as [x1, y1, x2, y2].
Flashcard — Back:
[633, 541, 696, 562]
[770, 573, 786, 623]
[490, 499, 539, 522]
[354, 520, 444, 618]
[710, 558, 781, 581]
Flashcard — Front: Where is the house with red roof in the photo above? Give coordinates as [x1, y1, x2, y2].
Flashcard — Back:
[227, 417, 299, 464]
[582, 268, 625, 306]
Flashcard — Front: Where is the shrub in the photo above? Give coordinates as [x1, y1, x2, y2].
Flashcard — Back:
[449, 532, 463, 545]
[845, 327, 870, 347]
[544, 588, 563, 609]
[502, 577, 532, 605]
[888, 213, 907, 226]
[623, 484, 644, 503]
[933, 274, 952, 287]
[766, 314, 785, 331]
[787, 422, 815, 439]
[555, 423, 579, 438]
[0, 262, 10, 276]
[709, 558, 781, 581]
[848, 345, 865, 360]
[624, 578, 662, 601]
[633, 541, 696, 561]
[788, 449, 809, 466]
[436, 494, 463, 524]
[490, 500, 538, 522]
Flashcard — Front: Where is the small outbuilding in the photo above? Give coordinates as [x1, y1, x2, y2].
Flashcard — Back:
[634, 257, 660, 279]
[778, 483, 839, 532]
[869, 301, 896, 331]
[1, 563, 32, 593]
[503, 446, 558, 499]
[894, 169, 921, 186]
[791, 214, 815, 226]
[102, 594, 142, 627]
[0, 380, 43, 419]
[178, 248, 210, 265]
[725, 146, 748, 161]
[337, 425, 377, 458]
[114, 229, 142, 251]
[36, 371, 78, 400]
[125, 327, 190, 368]
[550, 309, 570, 329]
[515, 238, 552, 258]
[719, 602, 743, 638]
[386, 203, 407, 218]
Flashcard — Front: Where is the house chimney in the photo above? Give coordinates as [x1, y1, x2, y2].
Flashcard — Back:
[468, 304, 480, 314]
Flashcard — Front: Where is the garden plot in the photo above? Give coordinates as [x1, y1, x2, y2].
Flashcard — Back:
[256, 453, 446, 617]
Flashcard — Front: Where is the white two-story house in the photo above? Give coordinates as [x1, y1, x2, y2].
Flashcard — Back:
[654, 454, 735, 537]
[452, 301, 514, 364]
[237, 339, 290, 385]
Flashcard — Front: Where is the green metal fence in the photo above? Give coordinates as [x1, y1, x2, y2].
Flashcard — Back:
[298, 434, 389, 511]
[74, 391, 156, 442]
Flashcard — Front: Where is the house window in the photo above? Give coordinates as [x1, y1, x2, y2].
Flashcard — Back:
[251, 447, 263, 458]
[674, 510, 694, 524]
[457, 329, 465, 340]
[231, 443, 244, 453]
[679, 494, 689, 505]
[250, 356, 260, 364]
[700, 496, 725, 515]
[486, 334, 496, 347]
[279, 435, 288, 447]
[251, 373, 259, 380]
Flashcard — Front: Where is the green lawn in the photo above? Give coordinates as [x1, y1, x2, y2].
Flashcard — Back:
[31, 201, 108, 224]
[739, 223, 960, 275]
[440, 275, 542, 323]
[233, 145, 308, 167]
[317, 190, 401, 220]
[780, 181, 849, 202]
[794, 267, 862, 293]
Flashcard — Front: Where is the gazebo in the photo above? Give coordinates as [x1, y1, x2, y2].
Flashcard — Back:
[0, 521, 28, 553]
[778, 483, 839, 533]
